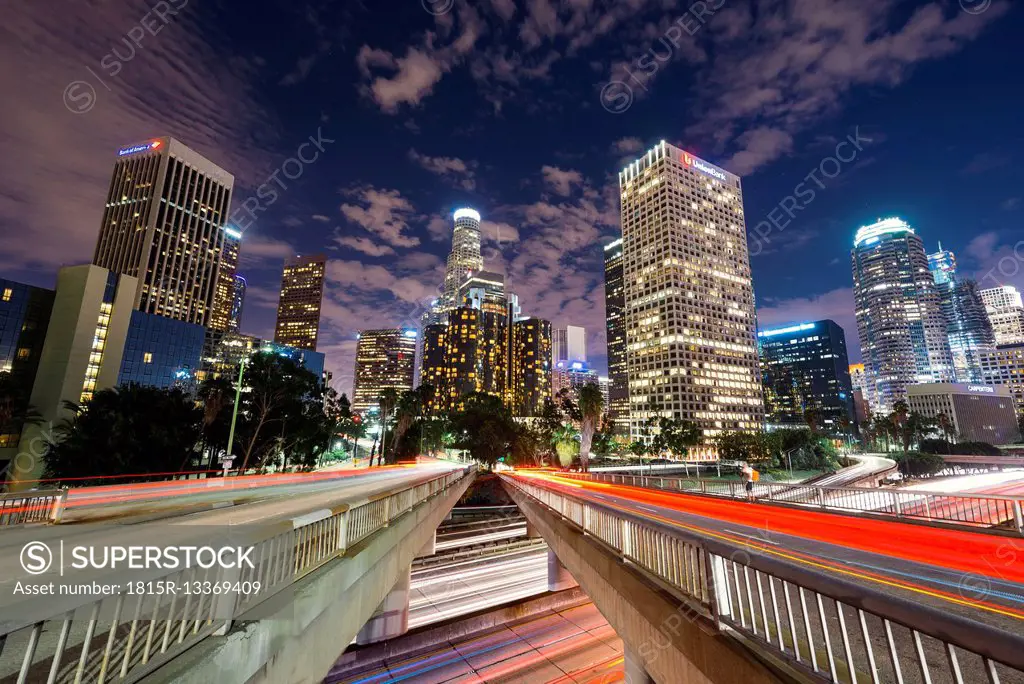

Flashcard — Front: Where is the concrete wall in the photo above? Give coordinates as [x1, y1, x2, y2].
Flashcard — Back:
[504, 483, 785, 684]
[148, 474, 473, 684]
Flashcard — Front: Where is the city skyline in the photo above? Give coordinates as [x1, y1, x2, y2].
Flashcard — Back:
[2, 1, 1023, 400]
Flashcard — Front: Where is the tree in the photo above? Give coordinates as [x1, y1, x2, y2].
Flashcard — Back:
[651, 417, 702, 458]
[449, 393, 521, 467]
[387, 385, 434, 463]
[44, 385, 203, 485]
[803, 407, 822, 434]
[0, 371, 41, 446]
[233, 354, 329, 472]
[375, 388, 400, 466]
[576, 383, 604, 472]
[197, 375, 234, 468]
[935, 412, 956, 443]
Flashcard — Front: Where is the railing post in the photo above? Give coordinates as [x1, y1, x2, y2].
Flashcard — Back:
[706, 551, 729, 629]
[49, 490, 68, 524]
[1014, 500, 1024, 536]
[621, 518, 631, 560]
[892, 491, 902, 517]
[817, 488, 826, 509]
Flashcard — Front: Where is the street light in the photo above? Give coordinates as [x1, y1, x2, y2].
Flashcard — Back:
[224, 356, 247, 476]
[782, 447, 801, 481]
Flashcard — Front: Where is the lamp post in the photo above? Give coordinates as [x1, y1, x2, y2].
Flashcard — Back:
[225, 357, 247, 475]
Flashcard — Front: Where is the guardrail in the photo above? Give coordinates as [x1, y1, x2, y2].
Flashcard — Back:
[503, 474, 1024, 684]
[0, 466, 475, 683]
[0, 488, 67, 525]
[556, 471, 1024, 535]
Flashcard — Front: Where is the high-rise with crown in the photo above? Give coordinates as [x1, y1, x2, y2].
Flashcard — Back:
[619, 141, 763, 455]
[92, 137, 234, 326]
[274, 254, 326, 351]
[443, 209, 484, 309]
[927, 246, 994, 383]
[852, 218, 954, 412]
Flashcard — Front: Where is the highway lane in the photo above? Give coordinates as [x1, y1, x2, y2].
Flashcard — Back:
[410, 545, 549, 628]
[328, 601, 623, 684]
[512, 472, 1024, 635]
[0, 463, 464, 635]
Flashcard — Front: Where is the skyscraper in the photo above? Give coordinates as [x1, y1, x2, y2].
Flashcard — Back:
[552, 360, 599, 397]
[210, 227, 242, 332]
[440, 306, 483, 412]
[93, 137, 234, 327]
[552, 325, 587, 365]
[603, 238, 629, 434]
[979, 343, 1024, 418]
[419, 323, 448, 412]
[927, 246, 994, 383]
[511, 317, 552, 416]
[274, 254, 326, 351]
[619, 141, 763, 455]
[852, 218, 954, 412]
[979, 286, 1024, 346]
[757, 320, 856, 433]
[351, 329, 417, 415]
[229, 274, 246, 333]
[443, 209, 484, 310]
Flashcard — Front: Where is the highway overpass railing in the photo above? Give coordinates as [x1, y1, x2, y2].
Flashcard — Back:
[0, 466, 475, 683]
[0, 488, 67, 526]
[503, 474, 1024, 684]
[557, 471, 1024, 535]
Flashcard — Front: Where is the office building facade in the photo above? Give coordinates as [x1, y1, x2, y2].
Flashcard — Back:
[553, 325, 587, 365]
[92, 138, 234, 327]
[351, 329, 416, 415]
[552, 360, 599, 398]
[927, 247, 994, 383]
[209, 227, 241, 332]
[907, 383, 1020, 444]
[274, 254, 326, 351]
[0, 280, 55, 452]
[604, 238, 629, 433]
[852, 218, 954, 413]
[619, 141, 762, 455]
[10, 266, 137, 487]
[511, 317, 552, 416]
[980, 286, 1024, 346]
[757, 320, 856, 433]
[118, 311, 205, 390]
[229, 274, 246, 333]
[979, 343, 1024, 418]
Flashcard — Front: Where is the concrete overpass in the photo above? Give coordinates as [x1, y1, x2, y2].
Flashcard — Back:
[0, 464, 475, 683]
[502, 471, 1024, 684]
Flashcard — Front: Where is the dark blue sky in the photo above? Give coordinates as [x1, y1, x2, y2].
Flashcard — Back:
[2, 0, 1022, 396]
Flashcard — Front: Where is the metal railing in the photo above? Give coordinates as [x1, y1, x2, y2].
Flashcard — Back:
[0, 466, 474, 683]
[557, 471, 1024, 534]
[503, 474, 1024, 684]
[0, 488, 67, 526]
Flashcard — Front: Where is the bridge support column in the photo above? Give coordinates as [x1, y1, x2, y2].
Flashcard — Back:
[356, 566, 411, 645]
[624, 646, 654, 684]
[547, 549, 577, 592]
[417, 531, 436, 558]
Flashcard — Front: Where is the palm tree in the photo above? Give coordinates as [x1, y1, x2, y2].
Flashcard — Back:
[935, 412, 956, 443]
[375, 389, 399, 466]
[197, 375, 233, 468]
[577, 383, 604, 472]
[387, 386, 433, 463]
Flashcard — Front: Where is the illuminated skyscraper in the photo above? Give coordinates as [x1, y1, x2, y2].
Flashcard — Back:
[511, 317, 552, 416]
[553, 325, 587, 365]
[440, 306, 483, 412]
[93, 137, 234, 327]
[852, 218, 954, 412]
[210, 227, 242, 332]
[442, 209, 484, 311]
[757, 320, 856, 433]
[229, 275, 246, 333]
[619, 141, 763, 455]
[603, 237, 629, 434]
[419, 323, 448, 412]
[351, 329, 417, 415]
[980, 286, 1024, 346]
[927, 247, 994, 383]
[274, 254, 326, 351]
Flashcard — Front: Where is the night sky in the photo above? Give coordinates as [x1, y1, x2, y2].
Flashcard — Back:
[2, 0, 1022, 397]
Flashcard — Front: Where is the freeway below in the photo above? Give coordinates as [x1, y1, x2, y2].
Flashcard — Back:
[410, 543, 549, 629]
[0, 463, 465, 637]
[329, 600, 623, 684]
[512, 471, 1024, 636]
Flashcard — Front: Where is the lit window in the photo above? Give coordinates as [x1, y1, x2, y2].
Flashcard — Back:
[143, 352, 153, 363]
[1, 288, 11, 302]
